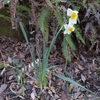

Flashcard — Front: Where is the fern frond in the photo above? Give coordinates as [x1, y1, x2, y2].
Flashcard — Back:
[51, 0, 66, 4]
[62, 38, 71, 62]
[17, 5, 31, 15]
[75, 25, 85, 44]
[54, 9, 64, 26]
[3, 0, 11, 4]
[64, 34, 76, 51]
[0, 14, 10, 21]
[38, 7, 50, 43]
[67, 0, 82, 10]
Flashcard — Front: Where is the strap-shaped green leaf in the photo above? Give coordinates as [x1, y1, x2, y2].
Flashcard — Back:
[53, 73, 93, 94]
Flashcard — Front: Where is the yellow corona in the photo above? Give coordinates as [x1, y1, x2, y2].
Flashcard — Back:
[71, 12, 77, 20]
[68, 26, 74, 32]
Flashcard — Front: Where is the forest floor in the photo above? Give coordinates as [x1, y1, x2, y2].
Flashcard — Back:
[0, 36, 100, 100]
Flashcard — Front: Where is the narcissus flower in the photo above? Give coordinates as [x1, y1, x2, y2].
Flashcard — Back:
[64, 24, 75, 35]
[67, 8, 78, 24]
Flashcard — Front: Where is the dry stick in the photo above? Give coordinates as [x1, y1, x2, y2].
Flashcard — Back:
[10, 0, 18, 29]
[9, 85, 25, 99]
[29, 0, 39, 32]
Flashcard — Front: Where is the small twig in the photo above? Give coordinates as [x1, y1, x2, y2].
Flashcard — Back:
[9, 85, 25, 99]
[89, 40, 98, 51]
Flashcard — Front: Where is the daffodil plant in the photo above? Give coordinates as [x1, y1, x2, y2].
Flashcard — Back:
[62, 8, 80, 62]
[64, 8, 78, 35]
[19, 7, 89, 93]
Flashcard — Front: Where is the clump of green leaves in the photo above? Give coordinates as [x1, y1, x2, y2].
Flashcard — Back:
[19, 22, 63, 89]
[19, 21, 92, 93]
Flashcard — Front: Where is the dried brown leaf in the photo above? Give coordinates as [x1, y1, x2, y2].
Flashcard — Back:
[0, 84, 7, 94]
[0, 84, 7, 100]
[61, 91, 69, 100]
[81, 74, 86, 82]
[0, 95, 4, 100]
[78, 93, 83, 99]
[73, 92, 81, 99]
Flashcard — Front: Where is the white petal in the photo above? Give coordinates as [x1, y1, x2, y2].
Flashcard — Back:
[64, 29, 71, 35]
[64, 24, 68, 29]
[67, 8, 72, 16]
[67, 31, 71, 35]
[73, 11, 78, 14]
[64, 30, 67, 34]
[69, 18, 77, 24]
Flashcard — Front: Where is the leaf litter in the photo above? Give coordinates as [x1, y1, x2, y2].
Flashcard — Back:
[0, 33, 100, 100]
[1, 0, 100, 99]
